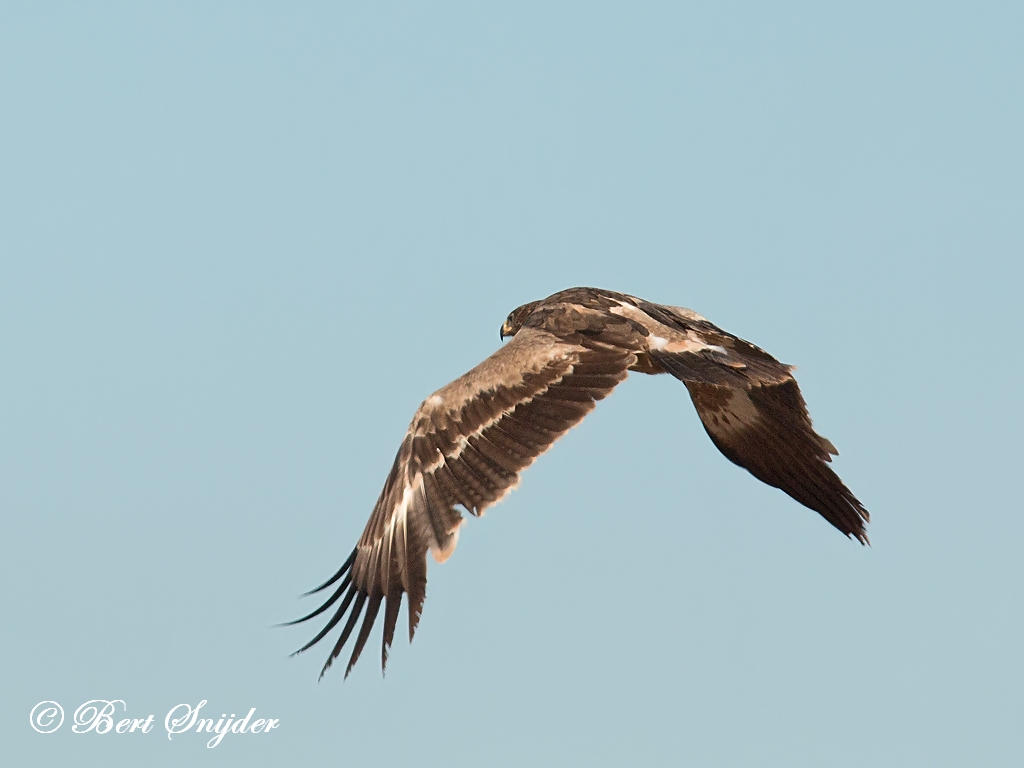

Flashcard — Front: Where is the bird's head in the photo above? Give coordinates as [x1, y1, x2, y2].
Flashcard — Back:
[500, 300, 542, 340]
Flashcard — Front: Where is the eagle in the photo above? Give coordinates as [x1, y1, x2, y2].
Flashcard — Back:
[287, 287, 869, 679]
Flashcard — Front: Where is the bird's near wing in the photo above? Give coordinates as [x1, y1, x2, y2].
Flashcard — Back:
[288, 327, 635, 679]
[621, 299, 870, 543]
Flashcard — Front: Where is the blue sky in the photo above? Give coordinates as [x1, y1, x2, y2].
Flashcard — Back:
[2, 2, 1022, 766]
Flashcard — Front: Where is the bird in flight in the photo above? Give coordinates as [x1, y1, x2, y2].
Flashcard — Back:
[287, 287, 869, 679]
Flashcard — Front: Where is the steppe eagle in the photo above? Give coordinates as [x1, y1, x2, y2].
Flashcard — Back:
[287, 287, 869, 678]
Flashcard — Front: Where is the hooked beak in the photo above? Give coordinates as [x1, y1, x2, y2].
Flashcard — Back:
[500, 321, 514, 341]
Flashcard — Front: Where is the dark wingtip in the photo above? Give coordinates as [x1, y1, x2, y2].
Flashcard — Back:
[290, 582, 359, 657]
[301, 549, 356, 597]
[318, 659, 334, 681]
[845, 502, 870, 546]
[279, 574, 353, 628]
[343, 594, 383, 678]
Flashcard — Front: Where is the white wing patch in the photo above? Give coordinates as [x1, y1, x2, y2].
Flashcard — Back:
[666, 338, 716, 355]
[381, 471, 463, 564]
[383, 477, 416, 551]
[610, 301, 726, 357]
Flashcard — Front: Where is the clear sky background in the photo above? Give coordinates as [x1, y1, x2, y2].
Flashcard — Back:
[2, 2, 1022, 766]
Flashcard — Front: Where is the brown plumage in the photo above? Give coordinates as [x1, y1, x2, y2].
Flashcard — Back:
[286, 287, 869, 679]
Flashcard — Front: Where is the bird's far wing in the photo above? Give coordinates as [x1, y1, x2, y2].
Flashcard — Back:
[624, 299, 869, 542]
[683, 379, 869, 542]
[288, 327, 635, 679]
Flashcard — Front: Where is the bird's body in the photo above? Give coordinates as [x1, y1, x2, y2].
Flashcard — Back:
[289, 287, 869, 678]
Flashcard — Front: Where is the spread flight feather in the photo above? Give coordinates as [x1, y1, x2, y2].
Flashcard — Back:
[286, 287, 869, 679]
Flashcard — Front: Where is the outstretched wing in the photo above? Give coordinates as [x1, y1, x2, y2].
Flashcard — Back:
[630, 300, 869, 542]
[685, 379, 869, 542]
[288, 327, 635, 678]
